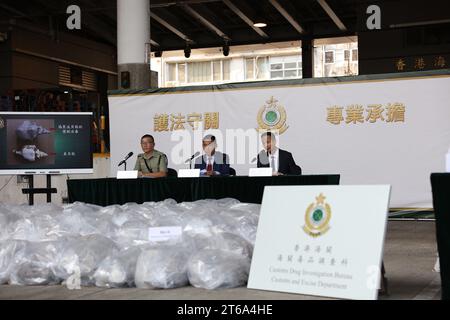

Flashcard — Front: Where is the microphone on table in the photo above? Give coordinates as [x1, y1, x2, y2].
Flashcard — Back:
[118, 151, 133, 167]
[251, 157, 257, 163]
[185, 151, 200, 163]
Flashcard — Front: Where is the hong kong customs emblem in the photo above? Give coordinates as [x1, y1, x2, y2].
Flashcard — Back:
[303, 193, 332, 237]
[256, 96, 289, 134]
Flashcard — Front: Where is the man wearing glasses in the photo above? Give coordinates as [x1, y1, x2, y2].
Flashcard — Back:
[134, 134, 168, 178]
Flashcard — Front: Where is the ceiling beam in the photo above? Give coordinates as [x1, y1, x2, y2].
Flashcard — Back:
[151, 0, 222, 8]
[0, 3, 27, 18]
[268, 0, 305, 34]
[150, 12, 194, 43]
[150, 39, 160, 47]
[316, 0, 347, 31]
[182, 4, 230, 40]
[222, 0, 268, 38]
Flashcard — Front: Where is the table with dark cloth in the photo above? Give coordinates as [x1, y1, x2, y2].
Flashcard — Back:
[67, 175, 340, 206]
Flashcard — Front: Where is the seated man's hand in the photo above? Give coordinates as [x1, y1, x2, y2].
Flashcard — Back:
[272, 172, 284, 176]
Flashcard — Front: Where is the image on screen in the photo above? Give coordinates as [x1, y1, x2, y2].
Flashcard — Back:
[0, 112, 93, 174]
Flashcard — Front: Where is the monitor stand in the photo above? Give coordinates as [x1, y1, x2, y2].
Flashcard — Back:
[22, 174, 58, 205]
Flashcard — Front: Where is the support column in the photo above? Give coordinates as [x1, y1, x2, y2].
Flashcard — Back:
[117, 0, 152, 89]
[301, 38, 313, 79]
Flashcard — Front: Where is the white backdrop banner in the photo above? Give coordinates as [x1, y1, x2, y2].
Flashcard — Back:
[109, 74, 450, 208]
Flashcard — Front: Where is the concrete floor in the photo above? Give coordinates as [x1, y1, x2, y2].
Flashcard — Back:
[0, 220, 441, 300]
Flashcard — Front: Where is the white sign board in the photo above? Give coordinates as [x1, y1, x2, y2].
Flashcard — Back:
[116, 170, 138, 179]
[249, 168, 273, 177]
[148, 226, 182, 242]
[178, 169, 200, 178]
[248, 185, 391, 300]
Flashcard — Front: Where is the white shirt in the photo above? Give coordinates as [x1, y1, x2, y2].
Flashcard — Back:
[200, 154, 220, 175]
[268, 148, 279, 172]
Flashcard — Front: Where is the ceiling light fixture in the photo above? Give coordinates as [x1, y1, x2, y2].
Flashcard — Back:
[253, 22, 267, 28]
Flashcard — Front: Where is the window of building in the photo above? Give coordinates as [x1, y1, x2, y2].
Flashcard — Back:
[313, 38, 358, 78]
[245, 58, 255, 79]
[223, 60, 230, 80]
[325, 51, 335, 64]
[344, 50, 350, 61]
[166, 59, 231, 85]
[245, 57, 270, 80]
[269, 55, 302, 79]
[352, 49, 358, 61]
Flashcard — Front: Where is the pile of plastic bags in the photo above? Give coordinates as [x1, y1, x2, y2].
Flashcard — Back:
[0, 199, 260, 290]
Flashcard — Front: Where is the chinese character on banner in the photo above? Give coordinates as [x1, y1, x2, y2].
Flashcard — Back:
[204, 112, 219, 129]
[326, 106, 344, 125]
[277, 254, 283, 262]
[414, 57, 426, 70]
[287, 255, 293, 262]
[187, 113, 202, 130]
[154, 114, 170, 132]
[366, 105, 385, 123]
[434, 56, 447, 68]
[386, 103, 406, 123]
[395, 58, 406, 71]
[345, 105, 364, 124]
[170, 113, 186, 131]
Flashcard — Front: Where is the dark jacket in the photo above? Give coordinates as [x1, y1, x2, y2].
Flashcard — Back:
[257, 149, 302, 175]
[194, 151, 230, 176]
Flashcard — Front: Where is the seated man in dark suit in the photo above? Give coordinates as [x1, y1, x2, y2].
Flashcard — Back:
[257, 131, 302, 175]
[195, 134, 230, 176]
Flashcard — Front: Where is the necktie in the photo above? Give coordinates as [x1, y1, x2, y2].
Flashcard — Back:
[271, 155, 276, 172]
[206, 157, 213, 172]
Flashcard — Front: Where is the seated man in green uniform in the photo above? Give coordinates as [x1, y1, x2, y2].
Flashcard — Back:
[134, 134, 168, 178]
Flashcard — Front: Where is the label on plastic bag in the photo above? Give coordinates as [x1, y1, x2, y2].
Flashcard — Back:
[148, 226, 182, 242]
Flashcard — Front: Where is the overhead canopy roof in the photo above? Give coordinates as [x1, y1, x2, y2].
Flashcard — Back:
[0, 0, 358, 51]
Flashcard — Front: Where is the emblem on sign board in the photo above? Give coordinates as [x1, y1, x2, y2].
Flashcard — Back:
[256, 96, 289, 134]
[303, 193, 331, 237]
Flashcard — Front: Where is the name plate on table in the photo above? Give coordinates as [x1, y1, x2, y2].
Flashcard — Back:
[148, 226, 182, 242]
[117, 170, 138, 179]
[249, 168, 272, 177]
[248, 185, 391, 300]
[178, 169, 200, 178]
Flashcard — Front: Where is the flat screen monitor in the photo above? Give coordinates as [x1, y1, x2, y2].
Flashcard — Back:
[0, 112, 93, 175]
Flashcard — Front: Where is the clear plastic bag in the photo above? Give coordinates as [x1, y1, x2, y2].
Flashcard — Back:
[185, 232, 253, 259]
[187, 249, 251, 290]
[53, 234, 118, 286]
[9, 241, 61, 285]
[0, 240, 25, 284]
[94, 246, 142, 288]
[135, 246, 189, 289]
